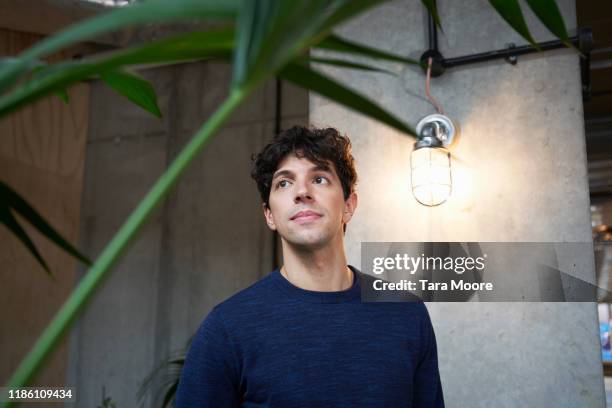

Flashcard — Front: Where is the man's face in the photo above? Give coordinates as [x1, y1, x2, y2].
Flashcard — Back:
[263, 153, 357, 250]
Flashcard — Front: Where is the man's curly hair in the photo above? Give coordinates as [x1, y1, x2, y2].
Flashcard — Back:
[251, 126, 357, 210]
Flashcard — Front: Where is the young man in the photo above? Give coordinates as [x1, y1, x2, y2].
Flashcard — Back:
[175, 126, 444, 407]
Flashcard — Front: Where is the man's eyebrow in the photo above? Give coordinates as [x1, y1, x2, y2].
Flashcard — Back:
[272, 163, 333, 181]
[311, 163, 332, 173]
[272, 169, 293, 181]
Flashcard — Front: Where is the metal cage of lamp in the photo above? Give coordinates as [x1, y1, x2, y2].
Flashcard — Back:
[411, 114, 455, 206]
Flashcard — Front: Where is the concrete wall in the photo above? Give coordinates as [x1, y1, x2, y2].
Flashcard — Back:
[66, 62, 308, 406]
[310, 0, 605, 406]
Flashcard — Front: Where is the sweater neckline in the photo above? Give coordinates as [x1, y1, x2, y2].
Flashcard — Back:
[270, 265, 361, 303]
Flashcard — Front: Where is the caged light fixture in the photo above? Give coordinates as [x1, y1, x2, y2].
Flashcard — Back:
[411, 57, 456, 207]
[411, 113, 454, 206]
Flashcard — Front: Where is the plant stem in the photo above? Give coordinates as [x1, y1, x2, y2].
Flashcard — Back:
[2, 86, 249, 407]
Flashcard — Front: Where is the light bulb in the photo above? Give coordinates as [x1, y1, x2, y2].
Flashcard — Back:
[411, 146, 452, 206]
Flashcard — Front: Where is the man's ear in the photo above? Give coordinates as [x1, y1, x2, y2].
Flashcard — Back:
[263, 203, 277, 231]
[342, 192, 358, 225]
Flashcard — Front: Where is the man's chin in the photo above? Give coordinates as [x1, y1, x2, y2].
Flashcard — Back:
[284, 233, 331, 251]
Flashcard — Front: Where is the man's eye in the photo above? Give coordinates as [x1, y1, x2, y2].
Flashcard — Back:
[314, 176, 329, 184]
[276, 180, 290, 188]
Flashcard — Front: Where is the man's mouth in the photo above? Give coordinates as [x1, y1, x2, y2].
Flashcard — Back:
[290, 210, 322, 222]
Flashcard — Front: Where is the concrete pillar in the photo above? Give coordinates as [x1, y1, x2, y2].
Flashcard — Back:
[310, 0, 604, 406]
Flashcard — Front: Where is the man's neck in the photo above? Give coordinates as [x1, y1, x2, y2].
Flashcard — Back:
[280, 236, 353, 292]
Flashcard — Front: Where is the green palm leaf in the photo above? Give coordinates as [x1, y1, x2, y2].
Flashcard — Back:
[0, 182, 92, 277]
[304, 56, 395, 74]
[420, 0, 442, 30]
[0, 28, 234, 117]
[525, 0, 572, 49]
[0, 0, 239, 94]
[54, 89, 70, 104]
[488, 0, 537, 47]
[232, 0, 331, 89]
[316, 34, 419, 65]
[317, 0, 388, 34]
[100, 69, 162, 118]
[280, 62, 415, 136]
[231, 0, 391, 91]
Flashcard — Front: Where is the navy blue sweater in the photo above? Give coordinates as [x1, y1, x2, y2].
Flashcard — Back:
[174, 266, 444, 407]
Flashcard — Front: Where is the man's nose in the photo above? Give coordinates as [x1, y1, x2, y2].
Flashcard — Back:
[294, 180, 313, 203]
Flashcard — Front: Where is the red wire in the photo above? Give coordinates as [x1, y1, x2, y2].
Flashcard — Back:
[426, 57, 444, 115]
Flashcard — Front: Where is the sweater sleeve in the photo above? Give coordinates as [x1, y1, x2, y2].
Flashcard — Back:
[413, 303, 445, 408]
[174, 308, 241, 408]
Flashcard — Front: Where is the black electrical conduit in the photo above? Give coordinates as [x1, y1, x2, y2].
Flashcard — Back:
[420, 8, 593, 99]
